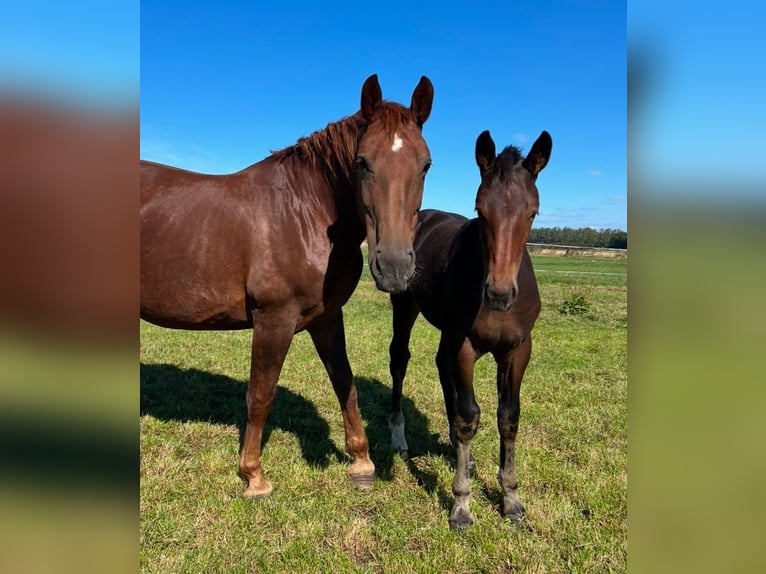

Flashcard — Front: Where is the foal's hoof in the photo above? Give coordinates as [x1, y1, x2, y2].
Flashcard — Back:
[502, 500, 526, 523]
[243, 479, 273, 499]
[349, 471, 376, 490]
[448, 507, 474, 530]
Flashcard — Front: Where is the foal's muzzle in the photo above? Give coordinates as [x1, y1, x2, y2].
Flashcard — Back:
[483, 283, 517, 311]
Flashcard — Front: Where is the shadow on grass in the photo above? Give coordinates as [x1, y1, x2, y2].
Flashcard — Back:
[140, 363, 345, 468]
[140, 364, 456, 507]
[355, 376, 455, 512]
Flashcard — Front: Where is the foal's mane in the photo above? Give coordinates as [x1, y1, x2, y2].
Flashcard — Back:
[271, 102, 417, 189]
[490, 145, 524, 184]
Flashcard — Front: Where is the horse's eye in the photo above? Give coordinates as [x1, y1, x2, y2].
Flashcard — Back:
[355, 156, 371, 173]
[530, 211, 539, 222]
[422, 161, 432, 175]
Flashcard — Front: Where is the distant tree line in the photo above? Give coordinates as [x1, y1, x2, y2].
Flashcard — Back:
[528, 227, 627, 249]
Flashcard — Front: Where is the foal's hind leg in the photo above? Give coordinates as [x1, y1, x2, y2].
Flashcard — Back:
[309, 310, 375, 489]
[240, 315, 295, 498]
[494, 336, 532, 522]
[388, 292, 420, 456]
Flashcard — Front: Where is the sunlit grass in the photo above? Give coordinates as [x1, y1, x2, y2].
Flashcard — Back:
[140, 254, 626, 573]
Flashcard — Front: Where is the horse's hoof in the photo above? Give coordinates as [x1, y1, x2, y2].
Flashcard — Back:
[349, 472, 375, 490]
[395, 448, 409, 460]
[242, 479, 273, 499]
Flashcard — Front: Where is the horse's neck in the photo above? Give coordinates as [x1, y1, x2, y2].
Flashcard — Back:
[329, 183, 366, 247]
[313, 163, 365, 248]
[450, 220, 485, 280]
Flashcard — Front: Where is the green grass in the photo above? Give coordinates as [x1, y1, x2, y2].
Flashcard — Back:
[140, 254, 626, 573]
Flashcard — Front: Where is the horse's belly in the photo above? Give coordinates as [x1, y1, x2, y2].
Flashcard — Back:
[140, 283, 250, 329]
[140, 246, 251, 328]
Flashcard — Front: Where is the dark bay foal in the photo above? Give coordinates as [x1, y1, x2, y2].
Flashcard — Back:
[388, 129, 552, 528]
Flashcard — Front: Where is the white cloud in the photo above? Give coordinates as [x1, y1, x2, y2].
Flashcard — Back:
[588, 169, 603, 177]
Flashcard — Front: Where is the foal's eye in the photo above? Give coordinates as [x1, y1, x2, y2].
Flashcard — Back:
[422, 161, 432, 176]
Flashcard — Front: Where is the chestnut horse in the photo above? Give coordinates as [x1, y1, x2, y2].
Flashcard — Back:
[387, 129, 552, 528]
[141, 75, 434, 497]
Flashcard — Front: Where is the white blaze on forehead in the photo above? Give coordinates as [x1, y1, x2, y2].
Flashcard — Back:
[391, 133, 403, 152]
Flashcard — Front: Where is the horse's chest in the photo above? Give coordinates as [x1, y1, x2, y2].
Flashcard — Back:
[293, 244, 362, 324]
[470, 310, 524, 354]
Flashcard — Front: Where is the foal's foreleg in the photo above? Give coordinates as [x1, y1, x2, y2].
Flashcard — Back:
[309, 310, 375, 489]
[494, 337, 532, 522]
[240, 316, 294, 498]
[437, 336, 475, 470]
[444, 337, 480, 529]
[388, 292, 420, 456]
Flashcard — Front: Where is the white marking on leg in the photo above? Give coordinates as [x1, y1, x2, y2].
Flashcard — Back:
[391, 133, 403, 152]
[389, 412, 409, 453]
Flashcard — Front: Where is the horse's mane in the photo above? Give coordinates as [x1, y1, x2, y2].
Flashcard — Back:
[270, 102, 416, 189]
[491, 145, 524, 184]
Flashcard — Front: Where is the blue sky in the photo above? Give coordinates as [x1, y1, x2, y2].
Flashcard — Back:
[140, 1, 626, 231]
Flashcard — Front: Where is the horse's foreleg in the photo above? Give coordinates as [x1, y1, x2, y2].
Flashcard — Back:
[437, 335, 475, 470]
[309, 310, 375, 490]
[239, 314, 295, 498]
[445, 336, 480, 530]
[388, 292, 420, 457]
[494, 336, 532, 522]
[436, 336, 458, 444]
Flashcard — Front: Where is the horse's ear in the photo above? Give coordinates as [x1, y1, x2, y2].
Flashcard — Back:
[410, 76, 434, 127]
[475, 130, 496, 176]
[523, 130, 552, 177]
[361, 74, 383, 121]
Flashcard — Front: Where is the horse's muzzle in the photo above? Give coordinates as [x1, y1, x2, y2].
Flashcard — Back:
[370, 248, 415, 293]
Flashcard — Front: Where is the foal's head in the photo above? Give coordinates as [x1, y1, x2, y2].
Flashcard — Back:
[355, 74, 434, 293]
[474, 130, 552, 311]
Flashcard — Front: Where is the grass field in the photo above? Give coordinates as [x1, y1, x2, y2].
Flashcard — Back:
[140, 254, 627, 573]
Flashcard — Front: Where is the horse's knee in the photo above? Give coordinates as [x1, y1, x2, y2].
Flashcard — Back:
[497, 405, 520, 439]
[389, 343, 410, 373]
[454, 403, 480, 441]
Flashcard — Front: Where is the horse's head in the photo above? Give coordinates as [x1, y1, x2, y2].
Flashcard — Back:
[474, 129, 552, 311]
[355, 74, 434, 293]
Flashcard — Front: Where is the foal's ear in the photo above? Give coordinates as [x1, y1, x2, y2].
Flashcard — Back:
[410, 76, 434, 127]
[522, 130, 553, 177]
[361, 74, 383, 122]
[475, 130, 496, 177]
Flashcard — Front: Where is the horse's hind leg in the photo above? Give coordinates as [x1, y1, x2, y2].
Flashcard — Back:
[309, 310, 375, 489]
[494, 336, 532, 522]
[239, 314, 295, 498]
[388, 291, 420, 456]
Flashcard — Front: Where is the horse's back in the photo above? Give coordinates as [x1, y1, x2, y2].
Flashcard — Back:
[416, 208, 466, 242]
[140, 157, 324, 329]
[407, 210, 479, 329]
